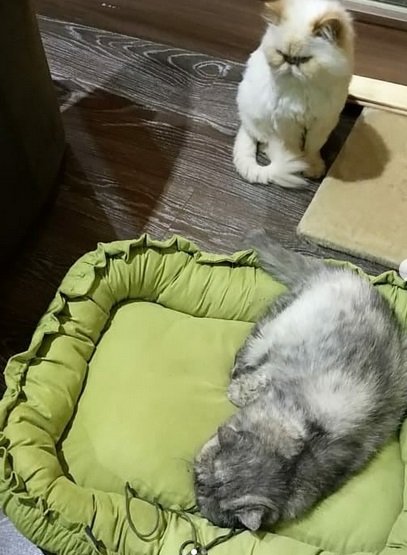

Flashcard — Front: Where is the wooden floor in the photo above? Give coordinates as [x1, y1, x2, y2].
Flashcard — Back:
[0, 1, 405, 398]
[34, 0, 407, 85]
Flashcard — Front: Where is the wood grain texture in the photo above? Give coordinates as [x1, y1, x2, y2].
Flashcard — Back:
[0, 17, 384, 400]
[33, 0, 263, 63]
[33, 0, 407, 85]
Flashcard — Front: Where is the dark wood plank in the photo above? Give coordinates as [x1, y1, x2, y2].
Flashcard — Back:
[353, 21, 407, 84]
[33, 0, 263, 63]
[0, 18, 385, 398]
[33, 0, 407, 85]
[39, 17, 241, 135]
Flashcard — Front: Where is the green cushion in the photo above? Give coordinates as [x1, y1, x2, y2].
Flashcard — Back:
[1, 235, 407, 555]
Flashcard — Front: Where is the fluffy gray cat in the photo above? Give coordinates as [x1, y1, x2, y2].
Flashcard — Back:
[194, 231, 407, 532]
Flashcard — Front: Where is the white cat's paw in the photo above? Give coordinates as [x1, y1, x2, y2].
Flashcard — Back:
[304, 155, 326, 179]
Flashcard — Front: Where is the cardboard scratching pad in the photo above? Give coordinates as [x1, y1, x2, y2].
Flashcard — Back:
[298, 108, 407, 269]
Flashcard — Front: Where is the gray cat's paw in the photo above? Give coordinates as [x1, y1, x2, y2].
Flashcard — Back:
[227, 380, 246, 408]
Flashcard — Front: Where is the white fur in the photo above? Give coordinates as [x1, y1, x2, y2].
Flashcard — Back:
[234, 0, 354, 188]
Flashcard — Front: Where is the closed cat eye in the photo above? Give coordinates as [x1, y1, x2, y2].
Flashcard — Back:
[276, 49, 312, 65]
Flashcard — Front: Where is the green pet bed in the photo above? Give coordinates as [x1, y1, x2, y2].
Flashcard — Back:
[1, 235, 407, 555]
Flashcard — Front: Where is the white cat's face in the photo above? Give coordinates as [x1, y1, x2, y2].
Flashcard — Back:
[262, 0, 353, 80]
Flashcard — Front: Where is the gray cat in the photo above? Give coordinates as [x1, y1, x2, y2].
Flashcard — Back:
[194, 231, 407, 532]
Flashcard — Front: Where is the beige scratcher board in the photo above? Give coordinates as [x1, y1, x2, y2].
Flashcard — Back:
[298, 105, 407, 269]
[348, 76, 407, 116]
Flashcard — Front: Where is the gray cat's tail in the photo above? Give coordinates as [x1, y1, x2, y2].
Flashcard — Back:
[247, 230, 325, 289]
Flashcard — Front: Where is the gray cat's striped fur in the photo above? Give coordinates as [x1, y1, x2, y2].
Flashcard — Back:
[194, 231, 407, 531]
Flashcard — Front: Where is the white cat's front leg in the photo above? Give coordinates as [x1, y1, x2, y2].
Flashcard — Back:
[303, 119, 338, 179]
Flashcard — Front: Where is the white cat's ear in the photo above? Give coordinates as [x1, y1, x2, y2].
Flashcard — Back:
[313, 15, 343, 43]
[263, 0, 285, 25]
[237, 508, 264, 531]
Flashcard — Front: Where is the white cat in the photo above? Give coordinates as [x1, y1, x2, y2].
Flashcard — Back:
[234, 0, 354, 188]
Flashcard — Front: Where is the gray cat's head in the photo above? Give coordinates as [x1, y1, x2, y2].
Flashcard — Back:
[194, 425, 289, 531]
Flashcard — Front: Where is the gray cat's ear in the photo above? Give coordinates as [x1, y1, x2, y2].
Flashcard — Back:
[237, 508, 264, 531]
[217, 426, 240, 447]
[263, 1, 285, 25]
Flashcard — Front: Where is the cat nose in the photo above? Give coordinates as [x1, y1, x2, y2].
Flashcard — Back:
[284, 54, 302, 65]
[277, 49, 311, 65]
